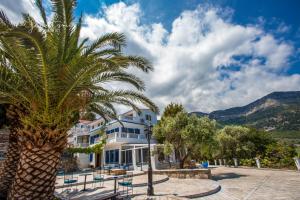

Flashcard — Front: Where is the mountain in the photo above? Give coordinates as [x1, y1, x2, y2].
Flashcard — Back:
[191, 91, 300, 131]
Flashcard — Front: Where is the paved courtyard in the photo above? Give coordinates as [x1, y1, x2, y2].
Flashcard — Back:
[55, 167, 300, 200]
[198, 167, 300, 200]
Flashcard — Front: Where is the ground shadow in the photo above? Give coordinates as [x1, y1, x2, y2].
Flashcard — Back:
[212, 172, 247, 181]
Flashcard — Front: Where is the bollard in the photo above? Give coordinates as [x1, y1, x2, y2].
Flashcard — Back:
[294, 158, 300, 171]
[219, 159, 223, 166]
[255, 158, 261, 168]
[233, 158, 238, 168]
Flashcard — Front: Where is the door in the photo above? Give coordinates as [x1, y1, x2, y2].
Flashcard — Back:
[96, 153, 101, 167]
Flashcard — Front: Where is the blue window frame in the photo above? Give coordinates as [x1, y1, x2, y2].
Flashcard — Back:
[105, 151, 109, 163]
[128, 128, 134, 133]
[135, 129, 140, 134]
[90, 137, 95, 144]
[105, 149, 119, 164]
[89, 154, 93, 162]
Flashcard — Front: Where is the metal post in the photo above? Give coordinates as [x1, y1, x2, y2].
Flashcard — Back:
[114, 177, 117, 194]
[146, 124, 154, 196]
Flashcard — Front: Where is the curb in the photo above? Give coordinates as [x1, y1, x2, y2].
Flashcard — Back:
[182, 183, 221, 199]
[216, 166, 300, 173]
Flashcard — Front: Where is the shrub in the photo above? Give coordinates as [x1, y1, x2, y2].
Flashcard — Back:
[240, 158, 255, 167]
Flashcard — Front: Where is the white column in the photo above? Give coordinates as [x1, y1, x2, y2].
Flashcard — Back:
[102, 149, 106, 166]
[119, 147, 122, 165]
[141, 148, 144, 165]
[132, 146, 138, 171]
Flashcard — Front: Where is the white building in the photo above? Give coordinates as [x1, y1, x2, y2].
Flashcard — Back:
[68, 109, 159, 170]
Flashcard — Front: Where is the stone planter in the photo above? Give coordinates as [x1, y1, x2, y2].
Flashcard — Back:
[255, 158, 261, 168]
[294, 158, 300, 171]
[214, 159, 217, 166]
[233, 158, 238, 168]
[218, 159, 222, 166]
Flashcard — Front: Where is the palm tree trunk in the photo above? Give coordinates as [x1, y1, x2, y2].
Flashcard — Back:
[0, 130, 20, 199]
[8, 144, 62, 200]
[0, 105, 23, 199]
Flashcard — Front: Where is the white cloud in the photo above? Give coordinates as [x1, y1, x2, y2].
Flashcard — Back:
[0, 0, 42, 24]
[81, 2, 300, 113]
[2, 1, 300, 113]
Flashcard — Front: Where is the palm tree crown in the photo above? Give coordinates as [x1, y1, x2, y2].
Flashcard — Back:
[0, 0, 158, 147]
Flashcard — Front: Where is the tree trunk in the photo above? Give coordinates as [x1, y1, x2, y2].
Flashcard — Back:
[0, 131, 20, 199]
[8, 144, 62, 200]
[0, 105, 24, 199]
[179, 160, 185, 169]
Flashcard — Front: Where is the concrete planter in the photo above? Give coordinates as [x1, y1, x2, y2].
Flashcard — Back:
[233, 158, 238, 168]
[294, 158, 300, 171]
[255, 158, 261, 168]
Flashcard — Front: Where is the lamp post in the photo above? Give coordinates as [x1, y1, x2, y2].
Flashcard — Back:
[146, 123, 154, 196]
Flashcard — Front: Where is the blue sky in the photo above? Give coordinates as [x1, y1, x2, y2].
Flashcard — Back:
[0, 0, 300, 112]
[75, 0, 300, 74]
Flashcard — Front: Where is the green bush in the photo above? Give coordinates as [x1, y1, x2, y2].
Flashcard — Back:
[240, 158, 255, 167]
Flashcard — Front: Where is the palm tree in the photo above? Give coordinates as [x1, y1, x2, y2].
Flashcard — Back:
[0, 0, 158, 199]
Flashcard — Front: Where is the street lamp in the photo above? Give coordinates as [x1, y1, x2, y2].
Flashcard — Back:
[145, 123, 154, 196]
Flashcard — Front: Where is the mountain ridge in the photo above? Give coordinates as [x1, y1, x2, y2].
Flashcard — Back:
[191, 91, 300, 131]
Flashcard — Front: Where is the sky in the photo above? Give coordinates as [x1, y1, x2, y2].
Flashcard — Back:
[1, 0, 300, 113]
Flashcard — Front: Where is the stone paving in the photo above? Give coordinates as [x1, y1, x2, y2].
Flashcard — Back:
[132, 178, 219, 199]
[198, 167, 300, 200]
[55, 167, 300, 200]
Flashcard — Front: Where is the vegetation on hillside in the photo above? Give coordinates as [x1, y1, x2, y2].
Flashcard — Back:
[155, 103, 299, 169]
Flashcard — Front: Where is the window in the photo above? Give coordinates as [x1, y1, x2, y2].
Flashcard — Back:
[122, 127, 127, 133]
[89, 154, 93, 162]
[146, 114, 152, 121]
[106, 130, 110, 134]
[128, 128, 134, 133]
[105, 151, 109, 163]
[105, 149, 119, 164]
[92, 125, 94, 129]
[90, 137, 94, 144]
[115, 128, 119, 132]
[135, 129, 140, 134]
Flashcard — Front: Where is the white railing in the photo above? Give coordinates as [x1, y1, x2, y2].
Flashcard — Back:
[75, 143, 89, 148]
[105, 132, 147, 142]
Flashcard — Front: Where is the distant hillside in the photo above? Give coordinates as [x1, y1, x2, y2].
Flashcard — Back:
[191, 91, 300, 131]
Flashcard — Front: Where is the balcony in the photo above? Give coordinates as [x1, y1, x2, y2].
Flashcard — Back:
[105, 132, 147, 143]
[75, 143, 89, 148]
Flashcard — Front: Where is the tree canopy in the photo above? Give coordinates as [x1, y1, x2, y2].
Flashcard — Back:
[154, 104, 216, 168]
